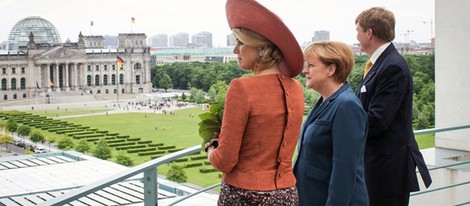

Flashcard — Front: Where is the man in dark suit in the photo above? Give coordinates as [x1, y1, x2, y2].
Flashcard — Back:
[355, 7, 432, 206]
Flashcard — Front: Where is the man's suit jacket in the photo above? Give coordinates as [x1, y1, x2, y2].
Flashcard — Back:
[294, 83, 369, 206]
[356, 43, 432, 196]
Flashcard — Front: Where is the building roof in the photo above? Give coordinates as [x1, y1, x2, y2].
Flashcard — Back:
[0, 151, 218, 205]
[7, 16, 62, 50]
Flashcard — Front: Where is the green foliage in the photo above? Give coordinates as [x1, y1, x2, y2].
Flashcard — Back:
[208, 80, 228, 105]
[189, 87, 206, 103]
[57, 136, 74, 150]
[0, 135, 14, 150]
[5, 119, 18, 134]
[75, 139, 91, 153]
[151, 61, 248, 91]
[167, 163, 187, 183]
[17, 125, 31, 137]
[25, 148, 35, 154]
[93, 138, 112, 160]
[155, 73, 173, 91]
[198, 103, 223, 149]
[30, 130, 45, 144]
[115, 152, 134, 166]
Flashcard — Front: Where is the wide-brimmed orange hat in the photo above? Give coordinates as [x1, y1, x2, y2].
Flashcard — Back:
[226, 0, 303, 78]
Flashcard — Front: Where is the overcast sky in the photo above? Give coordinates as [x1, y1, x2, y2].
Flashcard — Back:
[0, 0, 434, 47]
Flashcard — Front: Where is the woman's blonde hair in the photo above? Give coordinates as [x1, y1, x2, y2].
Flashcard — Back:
[232, 28, 283, 73]
[303, 41, 354, 83]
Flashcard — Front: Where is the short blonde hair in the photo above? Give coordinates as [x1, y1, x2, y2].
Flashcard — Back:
[355, 7, 395, 42]
[303, 41, 354, 83]
[232, 28, 282, 73]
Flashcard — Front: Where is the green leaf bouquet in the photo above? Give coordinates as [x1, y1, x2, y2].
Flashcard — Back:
[198, 103, 224, 149]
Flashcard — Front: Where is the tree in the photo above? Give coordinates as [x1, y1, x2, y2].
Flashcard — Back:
[115, 152, 134, 166]
[92, 139, 112, 160]
[166, 163, 187, 183]
[208, 80, 228, 104]
[5, 119, 18, 134]
[17, 125, 31, 140]
[30, 130, 45, 145]
[0, 135, 14, 151]
[57, 136, 74, 150]
[189, 87, 206, 103]
[158, 73, 173, 91]
[75, 139, 91, 153]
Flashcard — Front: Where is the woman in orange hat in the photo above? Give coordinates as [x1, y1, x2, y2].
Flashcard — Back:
[205, 0, 305, 205]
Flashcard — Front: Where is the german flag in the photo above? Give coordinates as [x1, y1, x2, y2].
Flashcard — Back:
[117, 56, 124, 68]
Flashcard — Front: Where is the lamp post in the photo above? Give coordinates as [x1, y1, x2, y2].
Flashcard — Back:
[423, 18, 434, 53]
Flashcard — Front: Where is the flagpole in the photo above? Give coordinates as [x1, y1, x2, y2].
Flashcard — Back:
[116, 65, 119, 102]
[116, 56, 124, 103]
[131, 17, 135, 33]
[90, 21, 93, 35]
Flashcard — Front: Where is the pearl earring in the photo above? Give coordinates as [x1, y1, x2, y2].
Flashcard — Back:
[259, 50, 264, 57]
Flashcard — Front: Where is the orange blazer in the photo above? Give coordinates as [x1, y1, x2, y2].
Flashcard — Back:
[209, 74, 304, 190]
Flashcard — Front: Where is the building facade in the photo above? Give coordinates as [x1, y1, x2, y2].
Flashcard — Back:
[191, 32, 212, 48]
[312, 30, 330, 42]
[0, 32, 152, 102]
[435, 0, 470, 152]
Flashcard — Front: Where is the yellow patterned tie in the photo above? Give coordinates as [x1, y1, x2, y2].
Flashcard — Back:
[363, 60, 372, 78]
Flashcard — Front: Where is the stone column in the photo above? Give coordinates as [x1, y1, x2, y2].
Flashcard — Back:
[54, 63, 60, 92]
[73, 63, 78, 91]
[65, 62, 70, 91]
[47, 64, 52, 92]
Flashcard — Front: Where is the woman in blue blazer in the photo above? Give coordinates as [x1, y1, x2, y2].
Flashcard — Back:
[294, 41, 369, 206]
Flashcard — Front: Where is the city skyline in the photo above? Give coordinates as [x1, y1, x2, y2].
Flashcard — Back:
[0, 0, 434, 47]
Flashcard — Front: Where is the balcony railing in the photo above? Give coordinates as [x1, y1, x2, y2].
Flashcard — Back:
[38, 125, 470, 206]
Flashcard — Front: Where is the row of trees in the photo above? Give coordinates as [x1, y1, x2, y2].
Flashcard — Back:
[0, 119, 134, 166]
[151, 54, 435, 130]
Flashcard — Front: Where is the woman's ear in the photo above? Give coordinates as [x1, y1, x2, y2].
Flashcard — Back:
[328, 64, 336, 77]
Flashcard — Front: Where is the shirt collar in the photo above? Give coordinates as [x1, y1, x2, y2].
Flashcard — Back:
[369, 42, 391, 64]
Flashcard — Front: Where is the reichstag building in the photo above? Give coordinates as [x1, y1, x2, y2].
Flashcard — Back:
[0, 16, 152, 103]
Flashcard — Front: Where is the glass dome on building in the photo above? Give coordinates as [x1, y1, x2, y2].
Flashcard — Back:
[7, 16, 62, 50]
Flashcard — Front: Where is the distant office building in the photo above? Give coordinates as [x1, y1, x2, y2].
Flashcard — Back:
[169, 33, 189, 48]
[149, 33, 168, 48]
[191, 32, 212, 48]
[312, 30, 330, 42]
[226, 33, 236, 47]
[103, 35, 118, 48]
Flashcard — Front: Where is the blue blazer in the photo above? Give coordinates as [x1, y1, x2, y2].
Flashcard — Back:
[294, 83, 369, 206]
[356, 43, 432, 196]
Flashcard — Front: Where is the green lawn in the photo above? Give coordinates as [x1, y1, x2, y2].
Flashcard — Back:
[61, 109, 436, 187]
[2, 106, 436, 189]
[416, 133, 434, 149]
[60, 107, 223, 187]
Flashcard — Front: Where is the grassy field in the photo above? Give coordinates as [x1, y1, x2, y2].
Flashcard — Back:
[58, 107, 223, 187]
[15, 106, 435, 189]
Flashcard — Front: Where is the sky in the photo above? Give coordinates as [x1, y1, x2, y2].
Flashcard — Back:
[0, 0, 434, 47]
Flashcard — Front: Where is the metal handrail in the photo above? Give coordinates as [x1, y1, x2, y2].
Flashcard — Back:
[409, 124, 470, 200]
[38, 124, 470, 206]
[413, 124, 470, 135]
[38, 145, 202, 206]
[167, 183, 220, 206]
